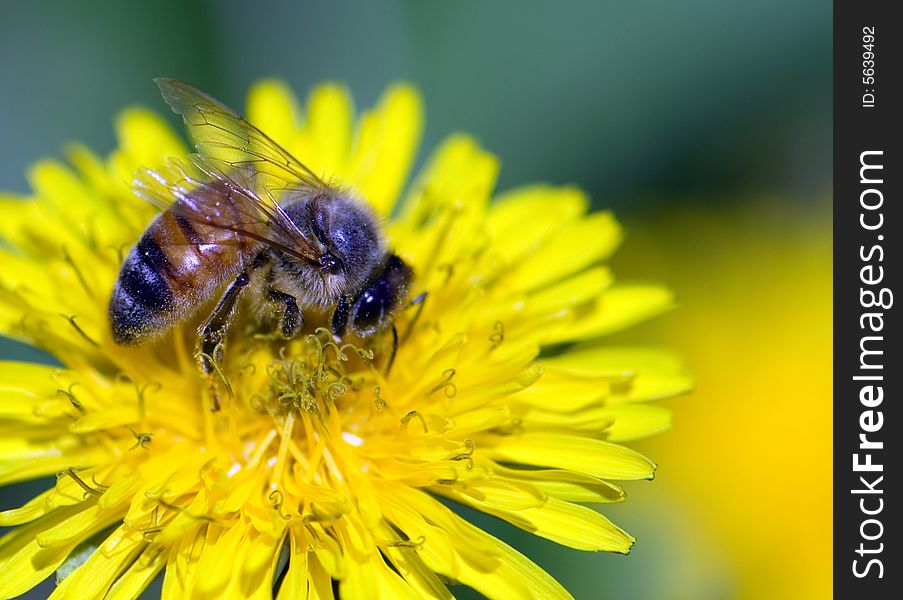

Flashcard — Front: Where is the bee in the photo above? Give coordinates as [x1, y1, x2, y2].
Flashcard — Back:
[109, 78, 417, 370]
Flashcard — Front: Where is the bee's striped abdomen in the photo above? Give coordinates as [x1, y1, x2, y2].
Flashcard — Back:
[109, 209, 252, 345]
[110, 226, 179, 344]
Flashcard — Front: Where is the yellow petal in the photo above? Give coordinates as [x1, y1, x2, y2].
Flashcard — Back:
[438, 485, 634, 552]
[105, 546, 168, 600]
[602, 404, 672, 442]
[492, 465, 625, 503]
[352, 84, 423, 216]
[192, 521, 246, 596]
[438, 479, 546, 511]
[547, 283, 675, 343]
[453, 516, 573, 600]
[486, 433, 656, 480]
[375, 522, 452, 599]
[0, 196, 41, 251]
[0, 361, 62, 422]
[398, 135, 497, 235]
[246, 79, 301, 151]
[49, 526, 146, 600]
[544, 345, 692, 402]
[0, 505, 102, 598]
[28, 160, 98, 230]
[236, 531, 283, 598]
[36, 503, 120, 548]
[64, 143, 113, 200]
[97, 475, 138, 510]
[383, 486, 570, 599]
[505, 212, 622, 292]
[107, 107, 186, 209]
[452, 364, 544, 415]
[114, 107, 186, 168]
[160, 526, 206, 600]
[514, 368, 609, 412]
[69, 405, 140, 433]
[486, 185, 588, 265]
[524, 266, 614, 316]
[0, 434, 109, 486]
[340, 550, 420, 600]
[303, 84, 354, 176]
[0, 489, 55, 526]
[517, 405, 613, 433]
[276, 530, 308, 600]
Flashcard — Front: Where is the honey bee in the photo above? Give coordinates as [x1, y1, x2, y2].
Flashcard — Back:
[109, 78, 417, 370]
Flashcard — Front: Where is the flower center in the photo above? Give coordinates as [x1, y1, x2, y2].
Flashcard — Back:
[256, 329, 375, 418]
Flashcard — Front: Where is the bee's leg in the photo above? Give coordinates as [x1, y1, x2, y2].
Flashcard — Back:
[199, 271, 251, 373]
[401, 291, 428, 343]
[331, 295, 350, 342]
[267, 288, 302, 339]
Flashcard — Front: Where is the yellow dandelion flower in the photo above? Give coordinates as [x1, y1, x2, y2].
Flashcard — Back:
[0, 80, 687, 599]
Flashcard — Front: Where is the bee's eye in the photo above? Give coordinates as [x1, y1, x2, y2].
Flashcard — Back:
[353, 289, 383, 331]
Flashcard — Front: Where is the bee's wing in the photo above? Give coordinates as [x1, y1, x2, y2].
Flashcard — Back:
[154, 78, 324, 190]
[134, 156, 323, 263]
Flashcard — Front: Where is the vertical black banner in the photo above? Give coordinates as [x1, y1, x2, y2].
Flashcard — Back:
[835, 1, 900, 596]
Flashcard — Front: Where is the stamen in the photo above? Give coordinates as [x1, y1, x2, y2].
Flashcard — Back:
[125, 425, 153, 450]
[380, 536, 426, 548]
[428, 368, 457, 398]
[134, 381, 161, 425]
[91, 473, 111, 490]
[145, 488, 220, 525]
[325, 380, 348, 403]
[107, 243, 129, 264]
[196, 344, 234, 403]
[489, 320, 505, 349]
[57, 467, 104, 498]
[436, 263, 455, 284]
[149, 494, 187, 512]
[490, 418, 524, 436]
[138, 526, 164, 542]
[60, 314, 100, 347]
[56, 384, 84, 413]
[450, 439, 476, 470]
[62, 246, 94, 297]
[401, 410, 429, 434]
[129, 505, 162, 542]
[373, 385, 387, 410]
[263, 331, 373, 416]
[302, 502, 343, 523]
[268, 489, 292, 520]
[339, 343, 374, 362]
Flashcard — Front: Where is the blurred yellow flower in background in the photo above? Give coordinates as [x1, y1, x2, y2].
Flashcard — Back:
[0, 81, 686, 599]
[618, 202, 832, 599]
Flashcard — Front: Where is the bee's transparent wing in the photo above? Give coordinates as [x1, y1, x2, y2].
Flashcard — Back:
[155, 78, 324, 190]
[134, 156, 322, 262]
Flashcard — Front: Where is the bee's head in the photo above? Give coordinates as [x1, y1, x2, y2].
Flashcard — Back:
[286, 189, 385, 298]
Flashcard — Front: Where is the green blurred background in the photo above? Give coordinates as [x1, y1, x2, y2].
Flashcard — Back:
[1, 1, 831, 598]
